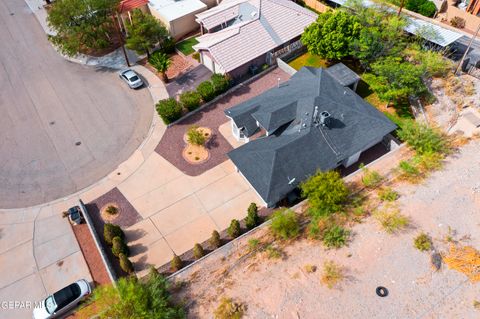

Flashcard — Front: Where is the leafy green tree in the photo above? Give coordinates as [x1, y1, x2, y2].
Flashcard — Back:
[301, 10, 361, 60]
[405, 44, 453, 77]
[363, 57, 426, 102]
[270, 209, 300, 240]
[301, 170, 349, 216]
[79, 272, 185, 318]
[125, 9, 169, 58]
[149, 51, 171, 82]
[406, 0, 437, 17]
[348, 1, 407, 67]
[47, 0, 120, 56]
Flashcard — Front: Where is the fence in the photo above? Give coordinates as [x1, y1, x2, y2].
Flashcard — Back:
[303, 0, 329, 13]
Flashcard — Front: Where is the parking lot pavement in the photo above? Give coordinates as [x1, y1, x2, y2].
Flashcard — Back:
[0, 208, 92, 319]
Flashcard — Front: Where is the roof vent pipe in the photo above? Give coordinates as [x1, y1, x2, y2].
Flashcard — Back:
[320, 111, 331, 127]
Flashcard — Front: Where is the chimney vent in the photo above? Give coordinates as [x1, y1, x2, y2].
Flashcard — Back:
[320, 111, 331, 127]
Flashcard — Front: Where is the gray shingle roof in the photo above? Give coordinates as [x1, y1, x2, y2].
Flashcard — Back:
[325, 63, 361, 87]
[226, 66, 396, 206]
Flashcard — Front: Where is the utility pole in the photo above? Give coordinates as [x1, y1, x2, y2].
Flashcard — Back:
[455, 22, 480, 75]
[112, 13, 130, 67]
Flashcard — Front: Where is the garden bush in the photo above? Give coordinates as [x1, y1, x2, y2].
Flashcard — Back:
[321, 260, 344, 289]
[406, 0, 436, 17]
[211, 74, 230, 95]
[450, 16, 466, 29]
[398, 160, 421, 180]
[414, 232, 432, 251]
[374, 206, 410, 233]
[397, 120, 447, 155]
[301, 170, 349, 216]
[265, 245, 282, 259]
[196, 80, 216, 102]
[270, 209, 300, 240]
[119, 253, 134, 274]
[227, 219, 241, 238]
[245, 203, 261, 229]
[112, 236, 129, 257]
[161, 37, 176, 54]
[171, 254, 183, 272]
[104, 223, 124, 246]
[323, 225, 350, 248]
[105, 205, 118, 215]
[360, 164, 383, 188]
[193, 243, 205, 259]
[156, 98, 183, 124]
[187, 126, 206, 146]
[210, 230, 222, 248]
[214, 297, 245, 319]
[378, 187, 399, 202]
[179, 91, 201, 111]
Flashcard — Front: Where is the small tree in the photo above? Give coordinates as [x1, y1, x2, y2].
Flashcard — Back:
[210, 230, 222, 248]
[301, 170, 349, 217]
[227, 219, 241, 238]
[171, 254, 183, 272]
[397, 120, 447, 155]
[301, 10, 361, 60]
[149, 51, 171, 82]
[156, 98, 183, 124]
[119, 253, 134, 274]
[245, 203, 261, 229]
[112, 236, 129, 257]
[125, 9, 169, 58]
[193, 243, 205, 259]
[179, 91, 202, 111]
[270, 209, 300, 240]
[187, 126, 206, 146]
[104, 223, 124, 245]
[196, 81, 216, 102]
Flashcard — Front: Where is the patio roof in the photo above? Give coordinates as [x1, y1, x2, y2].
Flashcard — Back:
[119, 0, 149, 13]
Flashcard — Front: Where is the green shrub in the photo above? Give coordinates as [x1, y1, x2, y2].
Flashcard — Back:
[397, 120, 447, 155]
[265, 245, 282, 259]
[450, 16, 466, 29]
[119, 253, 134, 274]
[245, 203, 261, 229]
[104, 223, 124, 246]
[210, 230, 222, 248]
[378, 187, 399, 202]
[156, 98, 183, 124]
[171, 254, 183, 272]
[360, 164, 383, 188]
[179, 91, 202, 111]
[196, 80, 216, 102]
[211, 74, 230, 95]
[414, 232, 432, 251]
[374, 206, 410, 233]
[301, 170, 349, 216]
[270, 209, 300, 240]
[112, 236, 129, 257]
[161, 37, 176, 54]
[227, 219, 241, 238]
[321, 260, 344, 289]
[214, 297, 245, 319]
[193, 243, 205, 259]
[398, 160, 421, 180]
[105, 205, 118, 215]
[248, 238, 261, 251]
[406, 0, 436, 17]
[323, 225, 350, 248]
[187, 126, 206, 146]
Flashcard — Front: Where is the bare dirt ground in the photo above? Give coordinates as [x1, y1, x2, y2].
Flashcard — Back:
[173, 140, 480, 319]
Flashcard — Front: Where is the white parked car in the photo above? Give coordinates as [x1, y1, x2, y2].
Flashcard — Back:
[119, 69, 143, 89]
[33, 279, 91, 319]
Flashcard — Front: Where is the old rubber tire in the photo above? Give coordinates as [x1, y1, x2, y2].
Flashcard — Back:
[376, 286, 388, 297]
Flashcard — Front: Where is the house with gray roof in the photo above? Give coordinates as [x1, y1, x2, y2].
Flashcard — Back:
[225, 65, 396, 207]
[193, 0, 317, 78]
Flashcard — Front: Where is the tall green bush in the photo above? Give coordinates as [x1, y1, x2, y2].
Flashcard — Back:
[193, 243, 205, 259]
[323, 225, 350, 248]
[156, 98, 183, 124]
[270, 209, 300, 240]
[397, 120, 447, 155]
[211, 74, 230, 94]
[179, 91, 201, 111]
[227, 219, 241, 238]
[104, 223, 124, 246]
[171, 254, 183, 272]
[196, 81, 216, 102]
[112, 236, 129, 257]
[119, 253, 134, 274]
[210, 230, 222, 248]
[245, 203, 261, 229]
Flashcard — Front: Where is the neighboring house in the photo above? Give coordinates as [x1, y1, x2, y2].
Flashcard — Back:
[193, 0, 317, 78]
[225, 65, 396, 207]
[148, 0, 217, 39]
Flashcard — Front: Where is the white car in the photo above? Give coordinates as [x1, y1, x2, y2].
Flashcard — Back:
[33, 279, 91, 319]
[119, 69, 143, 89]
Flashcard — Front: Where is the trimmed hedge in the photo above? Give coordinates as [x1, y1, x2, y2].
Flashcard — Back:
[210, 230, 222, 248]
[119, 253, 134, 274]
[196, 80, 216, 102]
[171, 254, 183, 272]
[211, 74, 230, 95]
[193, 243, 205, 259]
[227, 219, 241, 238]
[156, 98, 183, 124]
[179, 91, 201, 111]
[104, 223, 124, 246]
[112, 236, 129, 257]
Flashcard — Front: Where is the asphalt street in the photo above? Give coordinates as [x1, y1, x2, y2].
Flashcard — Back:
[0, 0, 153, 208]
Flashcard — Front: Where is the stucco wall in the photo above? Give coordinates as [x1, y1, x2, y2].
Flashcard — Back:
[149, 5, 205, 39]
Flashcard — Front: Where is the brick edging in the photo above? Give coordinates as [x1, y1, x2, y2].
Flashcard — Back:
[79, 199, 117, 285]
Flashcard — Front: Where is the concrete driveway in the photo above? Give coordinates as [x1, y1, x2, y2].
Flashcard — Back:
[0, 0, 153, 208]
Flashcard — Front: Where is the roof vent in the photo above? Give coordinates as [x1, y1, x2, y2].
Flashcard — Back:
[320, 111, 332, 127]
[251, 11, 257, 18]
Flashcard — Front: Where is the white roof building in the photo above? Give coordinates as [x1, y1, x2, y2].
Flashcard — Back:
[193, 0, 317, 76]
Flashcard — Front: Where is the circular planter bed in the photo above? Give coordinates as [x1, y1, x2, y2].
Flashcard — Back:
[100, 203, 120, 222]
[182, 126, 212, 144]
[182, 127, 212, 165]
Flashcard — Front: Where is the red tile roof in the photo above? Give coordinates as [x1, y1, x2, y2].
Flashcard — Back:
[119, 0, 149, 13]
